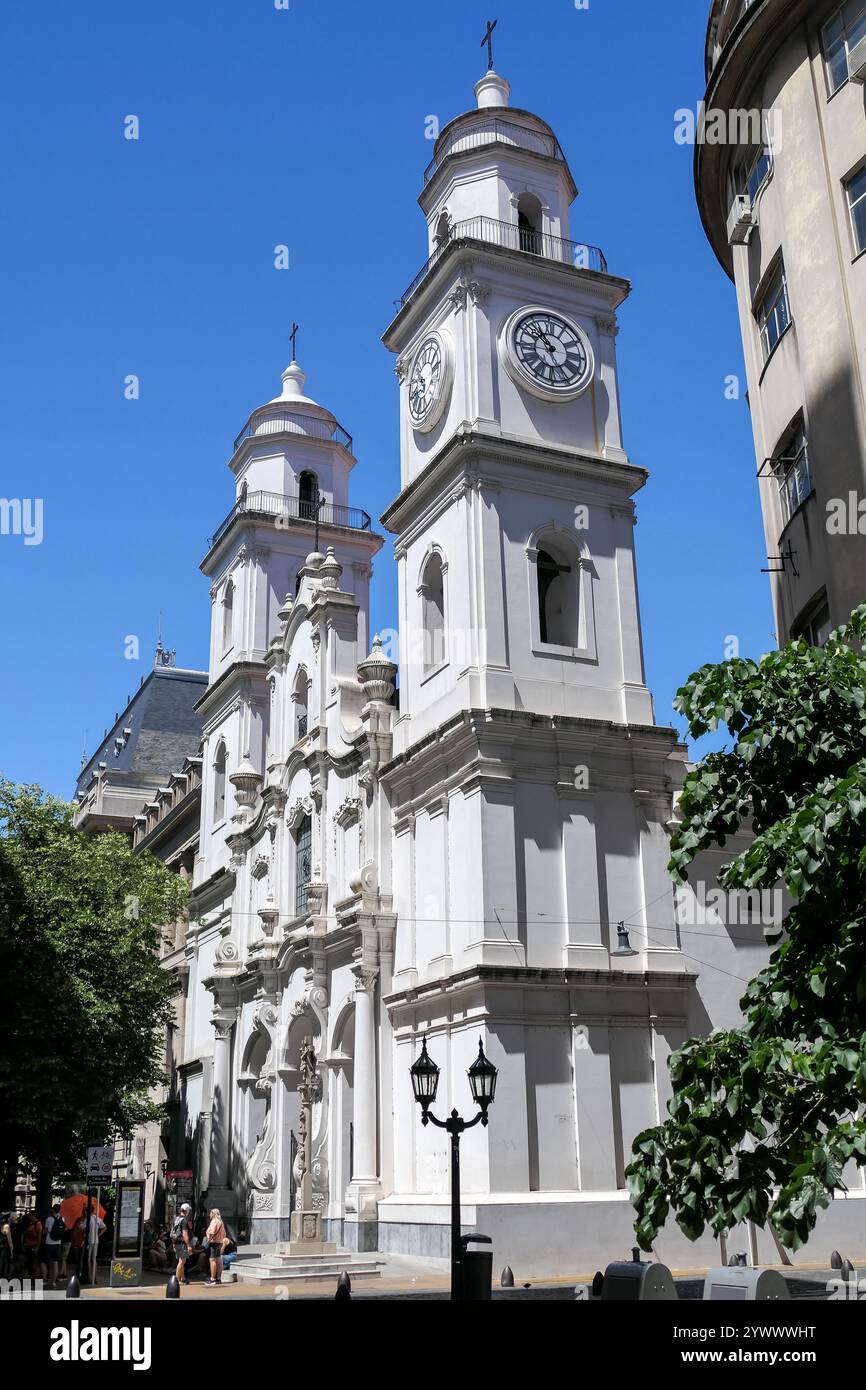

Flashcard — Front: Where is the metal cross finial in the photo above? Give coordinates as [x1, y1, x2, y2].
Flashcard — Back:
[481, 18, 498, 71]
[289, 322, 299, 361]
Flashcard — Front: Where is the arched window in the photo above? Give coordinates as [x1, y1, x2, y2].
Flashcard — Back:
[294, 814, 312, 916]
[221, 579, 234, 654]
[517, 193, 543, 255]
[293, 667, 309, 740]
[420, 552, 446, 672]
[298, 471, 319, 521]
[213, 742, 227, 822]
[536, 541, 575, 646]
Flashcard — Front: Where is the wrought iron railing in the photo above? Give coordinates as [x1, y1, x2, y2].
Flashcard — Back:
[394, 215, 608, 311]
[208, 490, 372, 550]
[233, 408, 353, 455]
[424, 116, 566, 185]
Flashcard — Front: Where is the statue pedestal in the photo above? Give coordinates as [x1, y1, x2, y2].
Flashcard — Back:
[280, 1209, 336, 1257]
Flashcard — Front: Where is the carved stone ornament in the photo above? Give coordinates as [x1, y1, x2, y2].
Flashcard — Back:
[215, 938, 240, 966]
[353, 966, 379, 995]
[447, 273, 490, 312]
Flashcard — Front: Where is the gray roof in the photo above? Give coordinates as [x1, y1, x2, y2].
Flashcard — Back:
[76, 666, 208, 799]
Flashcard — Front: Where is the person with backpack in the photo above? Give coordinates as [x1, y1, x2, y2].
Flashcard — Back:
[171, 1203, 193, 1286]
[43, 1205, 65, 1288]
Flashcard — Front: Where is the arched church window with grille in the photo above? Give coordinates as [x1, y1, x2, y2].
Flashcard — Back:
[517, 193, 543, 255]
[536, 541, 575, 646]
[294, 814, 312, 917]
[420, 551, 446, 672]
[221, 579, 234, 654]
[213, 742, 227, 823]
[293, 667, 309, 740]
[298, 471, 319, 521]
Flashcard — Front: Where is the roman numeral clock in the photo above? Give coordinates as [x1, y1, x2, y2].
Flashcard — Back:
[500, 305, 594, 400]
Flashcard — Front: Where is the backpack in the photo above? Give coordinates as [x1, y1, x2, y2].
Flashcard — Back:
[171, 1215, 188, 1242]
[46, 1214, 65, 1243]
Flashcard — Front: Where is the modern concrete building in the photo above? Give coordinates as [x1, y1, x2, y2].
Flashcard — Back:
[697, 0, 866, 642]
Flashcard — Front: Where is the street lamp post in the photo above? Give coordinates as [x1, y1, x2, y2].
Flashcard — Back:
[410, 1036, 498, 1301]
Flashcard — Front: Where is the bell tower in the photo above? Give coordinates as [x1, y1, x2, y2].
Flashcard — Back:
[382, 66, 652, 749]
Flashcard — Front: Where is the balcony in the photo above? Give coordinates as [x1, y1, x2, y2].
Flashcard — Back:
[424, 116, 567, 185]
[233, 408, 353, 456]
[395, 215, 608, 312]
[207, 489, 372, 551]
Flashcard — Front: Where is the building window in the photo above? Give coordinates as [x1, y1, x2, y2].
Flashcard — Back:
[755, 262, 791, 362]
[846, 165, 866, 255]
[536, 541, 575, 645]
[293, 668, 309, 740]
[517, 193, 543, 255]
[823, 1, 866, 94]
[298, 471, 319, 521]
[771, 423, 814, 525]
[294, 814, 312, 916]
[221, 579, 234, 654]
[796, 597, 832, 649]
[420, 551, 446, 673]
[213, 742, 227, 823]
[734, 144, 772, 203]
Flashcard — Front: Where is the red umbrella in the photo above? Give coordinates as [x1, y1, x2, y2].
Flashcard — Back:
[59, 1194, 105, 1226]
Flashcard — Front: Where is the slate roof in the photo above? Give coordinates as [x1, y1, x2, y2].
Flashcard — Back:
[76, 666, 208, 800]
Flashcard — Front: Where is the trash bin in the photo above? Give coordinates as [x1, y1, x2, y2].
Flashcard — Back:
[461, 1233, 493, 1301]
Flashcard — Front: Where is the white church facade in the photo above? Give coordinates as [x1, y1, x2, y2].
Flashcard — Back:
[136, 64, 866, 1272]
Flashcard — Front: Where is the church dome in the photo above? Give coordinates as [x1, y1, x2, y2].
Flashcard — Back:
[232, 358, 353, 455]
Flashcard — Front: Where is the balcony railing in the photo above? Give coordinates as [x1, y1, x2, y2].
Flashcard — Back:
[424, 116, 566, 185]
[394, 216, 608, 311]
[233, 408, 353, 455]
[208, 490, 372, 550]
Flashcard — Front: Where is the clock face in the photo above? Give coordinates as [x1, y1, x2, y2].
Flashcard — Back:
[408, 334, 446, 429]
[502, 308, 594, 400]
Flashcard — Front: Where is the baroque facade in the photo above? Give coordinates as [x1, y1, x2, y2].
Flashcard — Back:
[94, 58, 866, 1270]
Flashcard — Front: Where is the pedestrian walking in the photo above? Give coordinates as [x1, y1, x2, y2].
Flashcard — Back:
[21, 1211, 41, 1282]
[85, 1207, 105, 1286]
[204, 1208, 226, 1286]
[43, 1205, 65, 1288]
[171, 1203, 193, 1285]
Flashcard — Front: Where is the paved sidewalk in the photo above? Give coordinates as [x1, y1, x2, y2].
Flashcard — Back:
[28, 1254, 866, 1301]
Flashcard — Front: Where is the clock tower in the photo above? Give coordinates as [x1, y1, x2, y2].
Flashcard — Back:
[378, 62, 690, 1240]
[382, 64, 652, 748]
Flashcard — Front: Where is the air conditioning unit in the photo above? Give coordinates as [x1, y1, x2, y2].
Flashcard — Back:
[848, 35, 866, 83]
[727, 193, 754, 246]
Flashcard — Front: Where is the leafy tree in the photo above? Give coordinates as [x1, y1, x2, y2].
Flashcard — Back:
[0, 781, 186, 1203]
[627, 608, 866, 1252]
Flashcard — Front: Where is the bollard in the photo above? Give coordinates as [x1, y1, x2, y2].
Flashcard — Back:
[335, 1270, 352, 1301]
[65, 1275, 81, 1299]
[841, 1259, 855, 1281]
[500, 1265, 514, 1288]
[591, 1270, 604, 1298]
[830, 1250, 843, 1270]
[166, 1274, 181, 1299]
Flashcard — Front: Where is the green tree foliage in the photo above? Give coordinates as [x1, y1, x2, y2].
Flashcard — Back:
[0, 781, 186, 1186]
[627, 608, 866, 1252]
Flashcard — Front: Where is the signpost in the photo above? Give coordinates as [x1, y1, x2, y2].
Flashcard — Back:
[86, 1146, 114, 1182]
[109, 1180, 146, 1288]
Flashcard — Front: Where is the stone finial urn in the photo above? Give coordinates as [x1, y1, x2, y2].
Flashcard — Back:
[357, 634, 397, 704]
[230, 758, 263, 812]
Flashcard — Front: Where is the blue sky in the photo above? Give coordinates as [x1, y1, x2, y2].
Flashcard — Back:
[0, 0, 773, 798]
